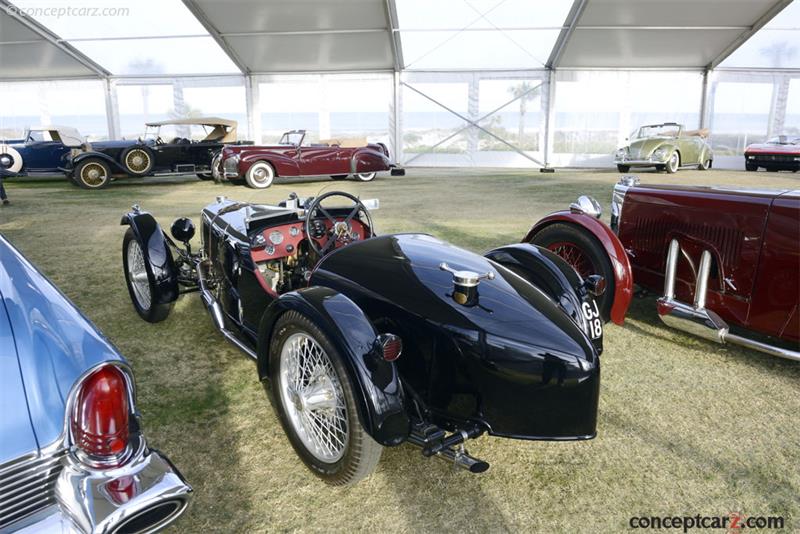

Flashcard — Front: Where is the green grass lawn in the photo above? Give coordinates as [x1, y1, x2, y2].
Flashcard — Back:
[1, 168, 798, 533]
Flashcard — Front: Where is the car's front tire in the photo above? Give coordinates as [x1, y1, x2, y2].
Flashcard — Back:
[197, 172, 213, 180]
[664, 150, 681, 174]
[698, 157, 712, 170]
[268, 311, 382, 486]
[75, 159, 111, 189]
[245, 161, 275, 189]
[354, 172, 377, 182]
[616, 164, 630, 173]
[665, 151, 679, 174]
[122, 228, 173, 323]
[530, 223, 615, 323]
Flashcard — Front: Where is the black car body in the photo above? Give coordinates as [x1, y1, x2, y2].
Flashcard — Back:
[119, 192, 603, 485]
[68, 117, 251, 189]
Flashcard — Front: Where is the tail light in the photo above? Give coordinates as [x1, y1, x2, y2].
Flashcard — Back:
[71, 365, 131, 468]
[374, 333, 403, 362]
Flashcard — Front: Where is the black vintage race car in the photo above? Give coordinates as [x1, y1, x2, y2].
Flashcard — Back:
[120, 192, 605, 485]
[69, 117, 250, 189]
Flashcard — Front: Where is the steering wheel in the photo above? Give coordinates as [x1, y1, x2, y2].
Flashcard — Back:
[304, 191, 375, 256]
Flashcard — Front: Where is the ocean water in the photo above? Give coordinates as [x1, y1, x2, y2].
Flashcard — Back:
[3, 112, 797, 144]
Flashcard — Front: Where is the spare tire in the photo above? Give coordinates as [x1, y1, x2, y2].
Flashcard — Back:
[0, 145, 23, 174]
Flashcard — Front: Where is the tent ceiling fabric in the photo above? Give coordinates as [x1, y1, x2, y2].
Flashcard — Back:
[190, 0, 395, 72]
[0, 9, 98, 78]
[0, 0, 796, 78]
[557, 0, 794, 68]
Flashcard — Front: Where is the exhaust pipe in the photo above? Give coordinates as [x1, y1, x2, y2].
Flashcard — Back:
[407, 426, 490, 474]
[657, 239, 800, 362]
[197, 260, 257, 359]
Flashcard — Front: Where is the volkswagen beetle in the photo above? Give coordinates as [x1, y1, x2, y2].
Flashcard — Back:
[120, 191, 604, 486]
[614, 123, 713, 173]
[0, 234, 192, 533]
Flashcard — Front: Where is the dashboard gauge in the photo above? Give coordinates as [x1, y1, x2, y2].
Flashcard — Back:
[350, 232, 360, 240]
[265, 245, 275, 255]
[289, 226, 299, 237]
[269, 230, 284, 245]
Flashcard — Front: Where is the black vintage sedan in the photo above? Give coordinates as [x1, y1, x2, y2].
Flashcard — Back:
[119, 192, 604, 485]
[68, 117, 249, 189]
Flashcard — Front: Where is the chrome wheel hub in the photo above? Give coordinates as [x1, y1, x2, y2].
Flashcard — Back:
[127, 239, 151, 310]
[279, 333, 347, 463]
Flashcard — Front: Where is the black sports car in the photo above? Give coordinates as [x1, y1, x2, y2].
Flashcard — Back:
[69, 117, 250, 189]
[120, 191, 605, 485]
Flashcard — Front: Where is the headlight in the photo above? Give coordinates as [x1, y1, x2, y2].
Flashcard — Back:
[652, 148, 668, 160]
[615, 148, 628, 158]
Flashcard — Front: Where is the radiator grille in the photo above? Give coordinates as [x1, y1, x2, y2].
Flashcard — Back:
[0, 449, 65, 530]
[629, 218, 744, 270]
[751, 154, 798, 162]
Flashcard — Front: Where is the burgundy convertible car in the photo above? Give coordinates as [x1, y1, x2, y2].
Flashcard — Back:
[526, 176, 799, 362]
[744, 135, 800, 172]
[214, 130, 404, 189]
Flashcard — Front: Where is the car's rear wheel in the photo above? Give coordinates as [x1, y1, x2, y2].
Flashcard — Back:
[330, 175, 348, 180]
[75, 159, 111, 189]
[245, 161, 275, 189]
[530, 223, 615, 322]
[745, 163, 758, 171]
[355, 172, 376, 182]
[616, 164, 630, 173]
[122, 228, 172, 323]
[269, 311, 382, 486]
[665, 151, 679, 173]
[121, 146, 154, 176]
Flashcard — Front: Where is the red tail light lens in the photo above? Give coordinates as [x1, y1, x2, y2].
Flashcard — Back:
[71, 365, 131, 467]
[377, 334, 403, 362]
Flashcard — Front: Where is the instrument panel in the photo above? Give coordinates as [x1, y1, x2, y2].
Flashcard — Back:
[251, 218, 369, 262]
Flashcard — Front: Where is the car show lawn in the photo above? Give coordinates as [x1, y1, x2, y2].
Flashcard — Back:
[1, 169, 798, 533]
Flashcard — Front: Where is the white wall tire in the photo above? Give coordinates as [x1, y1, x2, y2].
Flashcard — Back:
[0, 145, 23, 173]
[355, 172, 376, 182]
[245, 161, 275, 189]
[665, 151, 680, 174]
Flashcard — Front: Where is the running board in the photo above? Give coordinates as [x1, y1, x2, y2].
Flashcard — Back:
[657, 239, 800, 362]
[197, 260, 257, 360]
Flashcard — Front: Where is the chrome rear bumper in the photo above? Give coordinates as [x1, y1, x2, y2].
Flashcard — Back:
[12, 446, 192, 534]
[657, 239, 800, 362]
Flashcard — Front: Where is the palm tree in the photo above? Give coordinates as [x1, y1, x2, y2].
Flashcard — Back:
[508, 82, 541, 147]
[759, 41, 797, 68]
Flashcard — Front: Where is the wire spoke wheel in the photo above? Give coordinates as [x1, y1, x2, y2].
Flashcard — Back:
[81, 162, 108, 187]
[125, 148, 152, 174]
[278, 332, 348, 463]
[547, 241, 596, 279]
[126, 238, 151, 311]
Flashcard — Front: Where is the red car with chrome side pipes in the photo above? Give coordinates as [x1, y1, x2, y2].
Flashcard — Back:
[214, 130, 405, 189]
[526, 176, 800, 362]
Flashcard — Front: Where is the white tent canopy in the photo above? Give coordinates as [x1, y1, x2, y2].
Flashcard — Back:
[0, 0, 796, 78]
